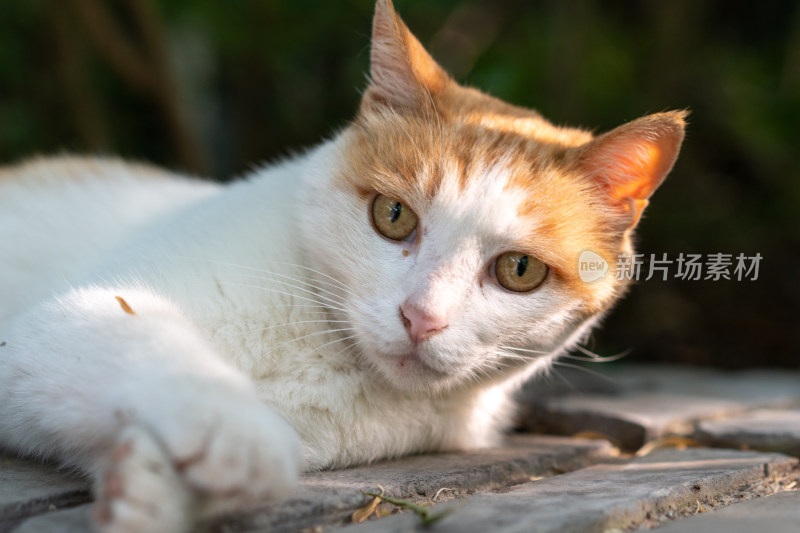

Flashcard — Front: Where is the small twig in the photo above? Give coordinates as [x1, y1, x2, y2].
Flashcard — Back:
[433, 487, 454, 502]
[361, 490, 456, 526]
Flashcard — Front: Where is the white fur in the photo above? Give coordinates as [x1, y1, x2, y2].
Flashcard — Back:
[0, 142, 593, 531]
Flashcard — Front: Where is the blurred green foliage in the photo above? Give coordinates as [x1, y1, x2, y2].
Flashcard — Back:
[0, 0, 797, 367]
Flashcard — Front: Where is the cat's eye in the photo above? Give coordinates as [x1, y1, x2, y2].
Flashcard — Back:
[495, 252, 548, 292]
[371, 194, 418, 241]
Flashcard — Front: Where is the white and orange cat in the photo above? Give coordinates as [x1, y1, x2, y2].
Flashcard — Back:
[0, 2, 685, 532]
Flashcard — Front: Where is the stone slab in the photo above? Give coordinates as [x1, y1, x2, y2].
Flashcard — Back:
[694, 409, 800, 456]
[650, 490, 800, 533]
[338, 448, 798, 533]
[0, 453, 90, 530]
[518, 365, 800, 449]
[199, 435, 613, 533]
[8, 505, 91, 533]
[5, 435, 612, 533]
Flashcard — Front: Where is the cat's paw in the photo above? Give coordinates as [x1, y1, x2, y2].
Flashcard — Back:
[146, 389, 301, 514]
[93, 425, 192, 533]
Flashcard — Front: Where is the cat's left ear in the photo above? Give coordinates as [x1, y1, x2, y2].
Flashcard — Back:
[362, 0, 452, 112]
[574, 111, 688, 230]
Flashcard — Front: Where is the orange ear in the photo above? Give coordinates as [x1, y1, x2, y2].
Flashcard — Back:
[362, 0, 452, 112]
[575, 111, 687, 228]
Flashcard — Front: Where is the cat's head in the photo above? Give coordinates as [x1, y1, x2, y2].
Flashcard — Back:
[301, 0, 685, 392]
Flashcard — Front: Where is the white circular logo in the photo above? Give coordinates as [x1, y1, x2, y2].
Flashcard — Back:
[578, 250, 608, 282]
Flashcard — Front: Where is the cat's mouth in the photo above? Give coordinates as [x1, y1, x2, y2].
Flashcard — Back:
[374, 346, 454, 389]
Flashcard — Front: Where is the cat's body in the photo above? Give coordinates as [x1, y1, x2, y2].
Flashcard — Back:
[0, 2, 685, 532]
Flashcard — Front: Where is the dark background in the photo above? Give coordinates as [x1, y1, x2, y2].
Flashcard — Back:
[1, 0, 797, 368]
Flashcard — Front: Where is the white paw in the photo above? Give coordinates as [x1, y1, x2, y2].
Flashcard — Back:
[144, 388, 302, 514]
[93, 425, 191, 533]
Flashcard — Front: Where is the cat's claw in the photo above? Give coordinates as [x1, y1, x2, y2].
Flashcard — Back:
[93, 425, 191, 533]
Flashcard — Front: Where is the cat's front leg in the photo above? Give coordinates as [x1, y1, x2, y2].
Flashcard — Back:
[0, 286, 300, 532]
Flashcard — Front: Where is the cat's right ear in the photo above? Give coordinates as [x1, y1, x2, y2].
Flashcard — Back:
[361, 0, 452, 113]
[572, 111, 688, 232]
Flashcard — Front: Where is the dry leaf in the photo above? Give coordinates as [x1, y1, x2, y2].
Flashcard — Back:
[573, 430, 613, 441]
[785, 481, 797, 490]
[352, 485, 384, 523]
[360, 489, 456, 526]
[694, 499, 708, 513]
[115, 296, 137, 316]
[572, 430, 623, 448]
[635, 436, 702, 457]
[433, 487, 454, 501]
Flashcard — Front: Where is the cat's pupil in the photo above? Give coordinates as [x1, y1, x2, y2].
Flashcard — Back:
[516, 256, 529, 277]
[390, 202, 402, 223]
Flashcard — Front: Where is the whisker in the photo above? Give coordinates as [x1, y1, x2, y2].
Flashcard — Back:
[208, 282, 347, 313]
[571, 345, 631, 362]
[211, 273, 347, 310]
[327, 340, 359, 358]
[272, 327, 356, 350]
[301, 334, 358, 359]
[203, 259, 355, 295]
[551, 361, 616, 384]
[212, 270, 349, 307]
[499, 345, 548, 356]
[251, 319, 352, 334]
[547, 366, 578, 391]
[562, 351, 629, 363]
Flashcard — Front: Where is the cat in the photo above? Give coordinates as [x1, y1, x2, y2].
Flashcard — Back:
[0, 1, 685, 532]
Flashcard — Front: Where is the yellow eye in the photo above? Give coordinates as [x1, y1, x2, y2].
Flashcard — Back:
[371, 194, 418, 241]
[495, 252, 548, 292]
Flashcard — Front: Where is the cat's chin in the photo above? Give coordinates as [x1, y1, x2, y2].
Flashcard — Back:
[371, 348, 458, 392]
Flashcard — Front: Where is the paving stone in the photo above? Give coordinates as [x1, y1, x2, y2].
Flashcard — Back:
[5, 435, 612, 533]
[0, 453, 90, 531]
[198, 435, 614, 533]
[694, 409, 800, 456]
[649, 490, 800, 533]
[518, 365, 800, 449]
[338, 448, 798, 533]
[8, 505, 91, 533]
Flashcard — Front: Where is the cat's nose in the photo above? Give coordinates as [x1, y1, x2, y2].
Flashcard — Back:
[400, 303, 448, 344]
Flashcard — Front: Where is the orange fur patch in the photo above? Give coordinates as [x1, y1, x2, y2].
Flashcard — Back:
[341, 0, 683, 313]
[342, 83, 639, 311]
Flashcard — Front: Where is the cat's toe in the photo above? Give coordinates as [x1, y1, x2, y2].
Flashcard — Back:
[93, 425, 192, 533]
[181, 402, 301, 505]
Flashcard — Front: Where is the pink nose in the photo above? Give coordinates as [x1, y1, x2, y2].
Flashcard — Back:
[400, 303, 448, 344]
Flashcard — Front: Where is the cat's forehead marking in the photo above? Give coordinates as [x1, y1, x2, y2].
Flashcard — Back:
[343, 113, 619, 310]
[460, 111, 593, 147]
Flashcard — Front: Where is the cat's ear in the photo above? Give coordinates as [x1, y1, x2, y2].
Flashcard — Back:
[575, 111, 687, 230]
[362, 0, 452, 112]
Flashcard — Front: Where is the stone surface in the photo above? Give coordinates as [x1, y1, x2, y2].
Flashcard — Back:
[650, 490, 800, 533]
[0, 453, 89, 531]
[5, 365, 800, 533]
[199, 435, 613, 533]
[518, 365, 800, 449]
[9, 506, 91, 533]
[339, 448, 798, 533]
[694, 409, 800, 456]
[4, 435, 612, 533]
